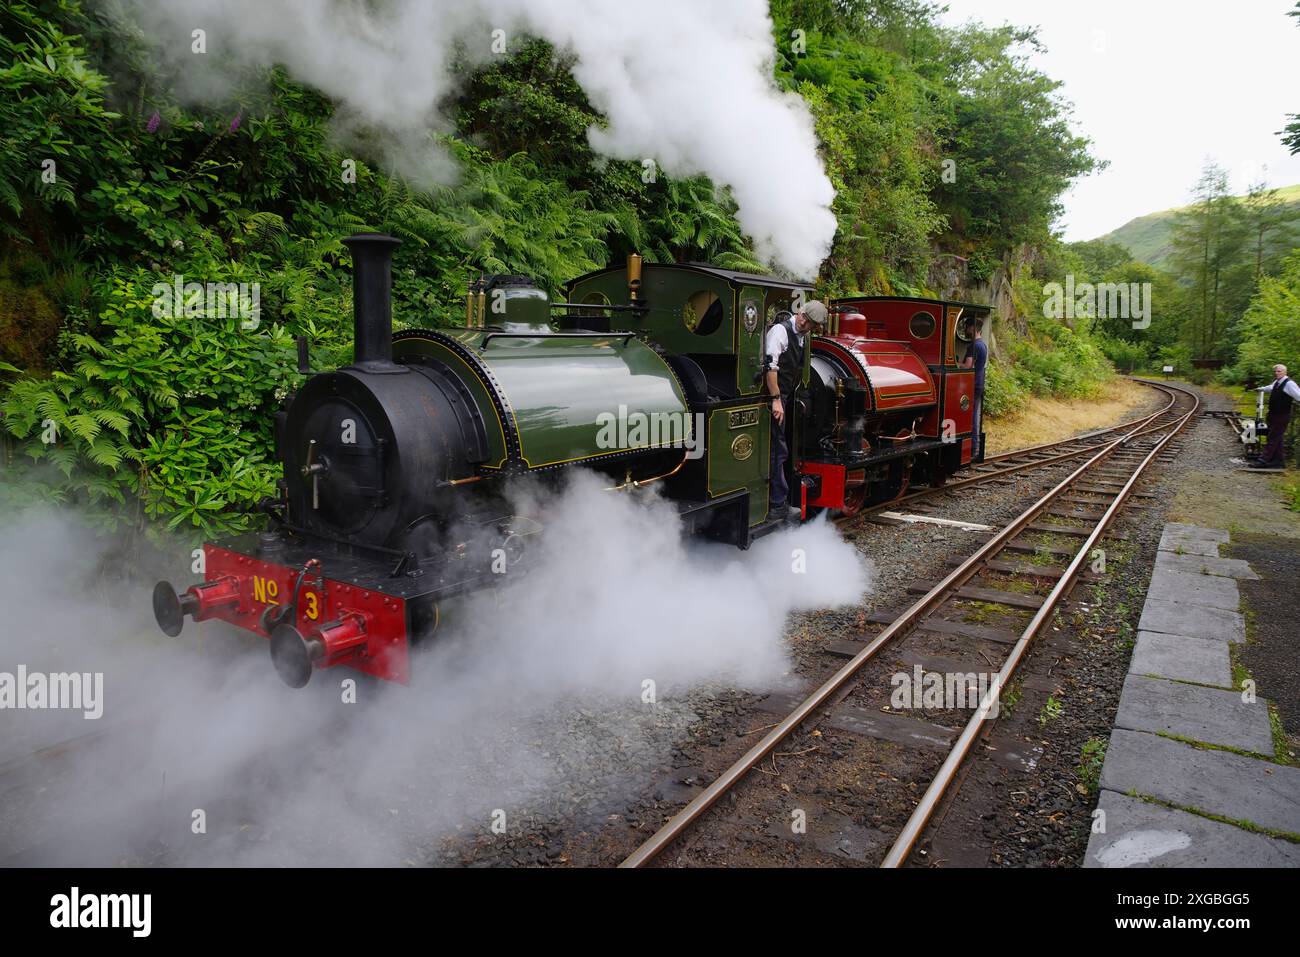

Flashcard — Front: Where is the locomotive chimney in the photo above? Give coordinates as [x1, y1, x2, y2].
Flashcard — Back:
[343, 232, 402, 371]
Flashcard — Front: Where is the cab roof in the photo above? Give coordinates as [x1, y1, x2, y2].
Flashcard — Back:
[833, 294, 993, 316]
[566, 260, 814, 293]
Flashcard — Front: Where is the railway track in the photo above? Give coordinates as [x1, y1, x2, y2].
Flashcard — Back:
[841, 378, 1188, 524]
[620, 379, 1200, 867]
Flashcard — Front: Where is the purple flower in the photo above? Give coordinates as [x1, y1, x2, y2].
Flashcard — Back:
[146, 110, 161, 134]
[229, 110, 243, 133]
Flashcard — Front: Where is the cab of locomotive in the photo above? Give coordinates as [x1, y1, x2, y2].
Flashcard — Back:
[565, 260, 814, 534]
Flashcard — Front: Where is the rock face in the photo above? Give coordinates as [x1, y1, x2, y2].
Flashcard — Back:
[927, 242, 1042, 361]
[0, 268, 62, 373]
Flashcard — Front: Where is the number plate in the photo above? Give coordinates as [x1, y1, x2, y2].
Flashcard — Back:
[728, 408, 759, 429]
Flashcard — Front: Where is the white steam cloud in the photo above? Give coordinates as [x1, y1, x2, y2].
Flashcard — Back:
[112, 0, 836, 277]
[0, 479, 868, 865]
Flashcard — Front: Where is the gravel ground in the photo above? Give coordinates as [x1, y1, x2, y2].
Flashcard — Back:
[1231, 536, 1300, 747]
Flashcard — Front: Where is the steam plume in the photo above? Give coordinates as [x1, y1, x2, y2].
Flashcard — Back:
[110, 0, 836, 276]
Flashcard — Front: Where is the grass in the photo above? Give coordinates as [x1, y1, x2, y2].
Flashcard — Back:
[989, 576, 1040, 595]
[960, 600, 1003, 624]
[1038, 695, 1064, 727]
[1280, 477, 1300, 514]
[1077, 736, 1107, 795]
[984, 378, 1151, 456]
[1024, 547, 1059, 567]
[1133, 794, 1300, 844]
[1268, 704, 1296, 767]
[1112, 620, 1136, 655]
[1154, 730, 1272, 763]
[1000, 679, 1023, 717]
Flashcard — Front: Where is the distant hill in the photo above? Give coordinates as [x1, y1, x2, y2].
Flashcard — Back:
[1094, 183, 1300, 270]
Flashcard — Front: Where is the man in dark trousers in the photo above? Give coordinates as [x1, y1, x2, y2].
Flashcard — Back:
[1250, 363, 1300, 469]
[765, 300, 827, 518]
[960, 316, 988, 459]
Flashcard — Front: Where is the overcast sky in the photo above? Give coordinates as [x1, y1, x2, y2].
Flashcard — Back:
[937, 0, 1300, 241]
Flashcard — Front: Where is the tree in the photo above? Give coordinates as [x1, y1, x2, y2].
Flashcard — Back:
[1233, 252, 1300, 384]
[1070, 239, 1134, 279]
[1167, 162, 1252, 361]
[931, 23, 1100, 279]
[1240, 180, 1293, 279]
[1282, 3, 1300, 154]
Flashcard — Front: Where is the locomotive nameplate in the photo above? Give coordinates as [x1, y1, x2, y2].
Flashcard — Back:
[728, 408, 760, 429]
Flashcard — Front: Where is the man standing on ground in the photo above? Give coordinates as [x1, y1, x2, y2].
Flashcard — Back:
[1250, 363, 1300, 469]
[960, 316, 988, 459]
[765, 300, 827, 518]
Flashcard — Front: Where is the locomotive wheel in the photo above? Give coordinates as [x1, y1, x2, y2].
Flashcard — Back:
[837, 483, 869, 518]
[836, 469, 868, 518]
[270, 623, 321, 689]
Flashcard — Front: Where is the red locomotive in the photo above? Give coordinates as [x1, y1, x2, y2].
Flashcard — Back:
[793, 295, 987, 517]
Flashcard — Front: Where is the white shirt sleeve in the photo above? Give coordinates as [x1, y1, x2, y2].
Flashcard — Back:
[1285, 379, 1300, 403]
[765, 323, 788, 369]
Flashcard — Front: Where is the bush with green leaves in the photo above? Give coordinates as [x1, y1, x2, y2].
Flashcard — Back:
[981, 361, 1026, 418]
[1231, 252, 1300, 385]
[1, 265, 309, 540]
[1098, 336, 1151, 374]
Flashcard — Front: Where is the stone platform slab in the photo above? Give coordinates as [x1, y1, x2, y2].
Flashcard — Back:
[1114, 675, 1273, 755]
[1153, 551, 1259, 580]
[1146, 566, 1240, 611]
[1129, 631, 1232, 688]
[1100, 729, 1300, 836]
[1138, 598, 1245, 643]
[1085, 792, 1300, 868]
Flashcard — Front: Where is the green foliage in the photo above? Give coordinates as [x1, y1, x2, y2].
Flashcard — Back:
[1168, 162, 1258, 363]
[1077, 736, 1107, 794]
[934, 23, 1099, 259]
[1, 267, 305, 540]
[1098, 337, 1150, 374]
[1230, 252, 1300, 384]
[770, 2, 1096, 294]
[0, 1, 125, 227]
[1010, 322, 1112, 400]
[980, 361, 1025, 418]
[1281, 478, 1300, 513]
